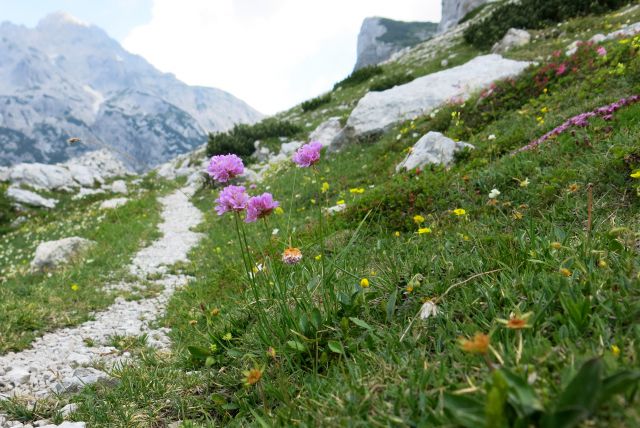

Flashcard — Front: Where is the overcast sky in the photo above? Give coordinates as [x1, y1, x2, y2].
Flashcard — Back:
[1, 0, 442, 114]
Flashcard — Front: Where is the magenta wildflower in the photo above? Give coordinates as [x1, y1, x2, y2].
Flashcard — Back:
[292, 141, 323, 168]
[207, 154, 244, 182]
[556, 64, 567, 76]
[596, 46, 607, 56]
[245, 193, 279, 223]
[515, 95, 640, 153]
[215, 185, 249, 215]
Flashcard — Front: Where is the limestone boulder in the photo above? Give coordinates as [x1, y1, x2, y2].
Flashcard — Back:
[6, 186, 58, 209]
[492, 28, 531, 53]
[339, 55, 531, 144]
[30, 237, 95, 272]
[9, 163, 76, 191]
[396, 131, 474, 172]
[309, 117, 343, 149]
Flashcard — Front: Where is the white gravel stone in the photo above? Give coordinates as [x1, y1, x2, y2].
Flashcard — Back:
[99, 198, 129, 210]
[5, 368, 30, 385]
[0, 187, 203, 401]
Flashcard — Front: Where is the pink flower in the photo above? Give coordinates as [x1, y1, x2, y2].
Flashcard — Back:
[292, 141, 323, 168]
[207, 154, 244, 182]
[556, 64, 567, 76]
[215, 185, 248, 215]
[596, 46, 607, 57]
[245, 193, 279, 223]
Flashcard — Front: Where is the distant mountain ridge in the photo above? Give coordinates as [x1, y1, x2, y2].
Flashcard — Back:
[0, 12, 262, 171]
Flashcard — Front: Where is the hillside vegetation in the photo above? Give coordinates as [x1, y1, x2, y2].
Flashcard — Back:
[3, 2, 640, 427]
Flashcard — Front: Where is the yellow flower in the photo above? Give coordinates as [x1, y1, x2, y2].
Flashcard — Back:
[598, 259, 607, 268]
[223, 332, 232, 341]
[337, 199, 345, 205]
[70, 284, 79, 292]
[189, 320, 198, 326]
[394, 231, 400, 237]
[568, 183, 580, 193]
[321, 182, 330, 192]
[611, 345, 620, 357]
[413, 214, 425, 224]
[630, 171, 640, 179]
[550, 242, 562, 250]
[497, 312, 533, 330]
[315, 254, 322, 261]
[513, 211, 524, 220]
[243, 367, 263, 386]
[360, 278, 370, 288]
[560, 268, 572, 277]
[418, 227, 432, 235]
[210, 308, 220, 316]
[266, 347, 277, 358]
[275, 207, 284, 215]
[519, 178, 530, 188]
[459, 332, 490, 354]
[349, 187, 365, 194]
[540, 106, 548, 113]
[453, 208, 466, 216]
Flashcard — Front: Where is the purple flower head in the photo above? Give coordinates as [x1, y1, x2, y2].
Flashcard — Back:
[596, 46, 607, 57]
[207, 154, 244, 182]
[292, 141, 323, 168]
[215, 185, 249, 215]
[245, 193, 279, 223]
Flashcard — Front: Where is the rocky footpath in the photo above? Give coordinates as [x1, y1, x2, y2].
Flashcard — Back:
[0, 184, 203, 427]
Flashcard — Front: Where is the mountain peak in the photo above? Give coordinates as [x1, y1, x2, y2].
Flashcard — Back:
[37, 11, 90, 29]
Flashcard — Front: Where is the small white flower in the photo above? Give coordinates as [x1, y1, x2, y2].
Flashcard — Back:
[488, 134, 496, 140]
[419, 300, 439, 320]
[272, 228, 279, 235]
[488, 188, 501, 199]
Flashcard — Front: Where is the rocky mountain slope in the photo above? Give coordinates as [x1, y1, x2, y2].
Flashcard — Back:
[0, 12, 262, 171]
[354, 17, 438, 70]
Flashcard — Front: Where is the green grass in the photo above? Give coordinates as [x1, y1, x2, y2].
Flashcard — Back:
[0, 178, 169, 353]
[7, 4, 640, 427]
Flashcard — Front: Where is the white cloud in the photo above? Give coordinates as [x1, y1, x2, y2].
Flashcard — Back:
[123, 0, 441, 114]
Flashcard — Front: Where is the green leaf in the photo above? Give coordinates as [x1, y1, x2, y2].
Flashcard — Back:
[298, 314, 309, 335]
[541, 408, 589, 428]
[600, 370, 640, 402]
[187, 346, 210, 361]
[205, 356, 215, 368]
[555, 358, 603, 413]
[311, 308, 322, 330]
[327, 340, 345, 354]
[501, 369, 543, 417]
[287, 340, 308, 352]
[349, 317, 374, 330]
[386, 289, 398, 322]
[306, 275, 321, 292]
[486, 371, 508, 428]
[443, 393, 485, 428]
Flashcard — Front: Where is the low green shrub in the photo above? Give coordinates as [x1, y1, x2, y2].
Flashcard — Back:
[333, 65, 384, 90]
[0, 185, 15, 235]
[370, 73, 415, 92]
[301, 93, 332, 112]
[207, 118, 303, 159]
[464, 0, 629, 50]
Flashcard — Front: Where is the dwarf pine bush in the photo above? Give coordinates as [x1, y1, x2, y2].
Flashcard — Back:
[333, 65, 384, 90]
[464, 0, 629, 50]
[207, 118, 302, 160]
[301, 93, 332, 112]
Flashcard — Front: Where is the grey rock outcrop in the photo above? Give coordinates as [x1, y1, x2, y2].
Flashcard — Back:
[6, 186, 58, 208]
[309, 117, 342, 148]
[354, 17, 438, 70]
[336, 55, 531, 144]
[439, 0, 491, 33]
[396, 132, 474, 171]
[30, 237, 95, 272]
[99, 197, 129, 210]
[0, 12, 262, 171]
[492, 28, 531, 53]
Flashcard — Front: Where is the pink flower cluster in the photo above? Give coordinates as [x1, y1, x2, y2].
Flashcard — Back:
[292, 141, 323, 168]
[209, 155, 280, 222]
[515, 95, 640, 153]
[207, 154, 244, 182]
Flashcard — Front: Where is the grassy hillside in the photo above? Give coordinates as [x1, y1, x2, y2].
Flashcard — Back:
[3, 3, 640, 427]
